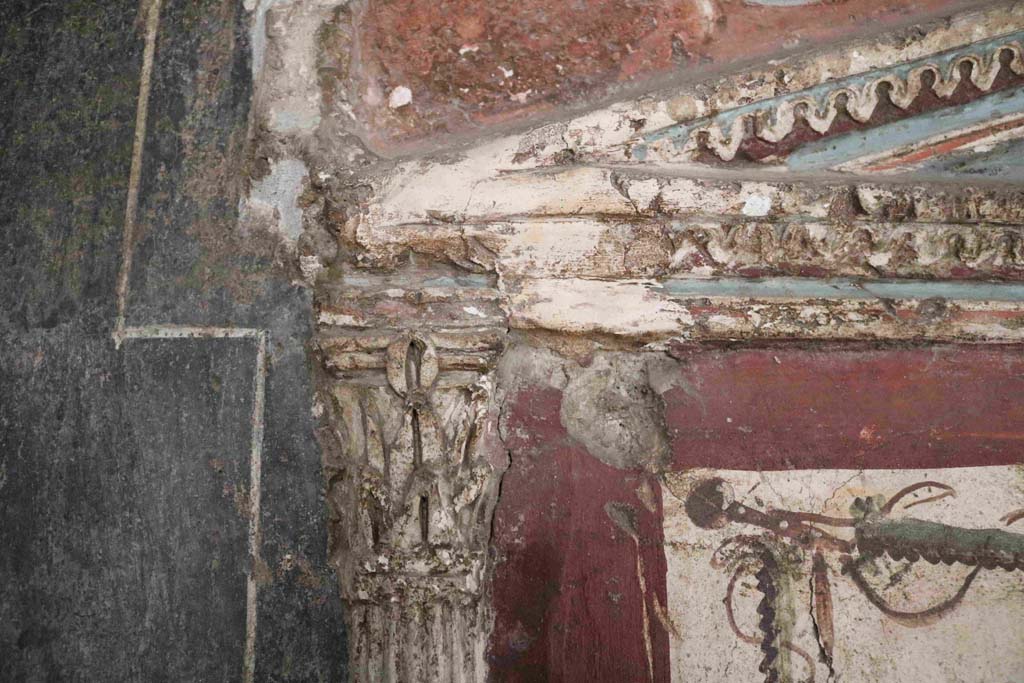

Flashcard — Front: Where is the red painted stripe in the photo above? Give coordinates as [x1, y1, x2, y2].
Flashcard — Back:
[865, 117, 1024, 172]
[665, 346, 1024, 471]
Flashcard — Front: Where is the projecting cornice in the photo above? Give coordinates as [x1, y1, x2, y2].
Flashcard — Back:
[312, 1, 1024, 347]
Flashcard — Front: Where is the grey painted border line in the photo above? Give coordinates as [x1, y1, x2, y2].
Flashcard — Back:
[660, 277, 1024, 302]
[120, 325, 265, 340]
[244, 331, 267, 683]
[113, 0, 163, 349]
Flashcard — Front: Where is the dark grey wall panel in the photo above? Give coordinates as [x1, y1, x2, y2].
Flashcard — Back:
[123, 338, 254, 682]
[1, 1, 346, 680]
[0, 0, 141, 333]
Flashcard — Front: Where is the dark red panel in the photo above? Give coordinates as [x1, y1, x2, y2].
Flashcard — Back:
[489, 387, 670, 682]
[665, 345, 1024, 471]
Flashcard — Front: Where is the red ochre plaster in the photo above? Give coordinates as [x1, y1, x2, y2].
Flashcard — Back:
[353, 0, 985, 150]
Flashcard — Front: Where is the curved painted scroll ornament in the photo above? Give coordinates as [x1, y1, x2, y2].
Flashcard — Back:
[675, 477, 1024, 683]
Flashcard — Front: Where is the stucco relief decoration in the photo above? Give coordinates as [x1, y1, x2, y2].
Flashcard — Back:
[315, 327, 505, 680]
[260, 1, 1024, 680]
[635, 36, 1024, 163]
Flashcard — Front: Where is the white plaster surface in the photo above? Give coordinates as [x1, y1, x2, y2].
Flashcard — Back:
[243, 158, 309, 242]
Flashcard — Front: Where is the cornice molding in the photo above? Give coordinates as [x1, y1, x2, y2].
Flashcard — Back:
[635, 33, 1024, 162]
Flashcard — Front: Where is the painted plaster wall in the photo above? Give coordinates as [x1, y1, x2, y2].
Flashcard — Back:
[5, 0, 1024, 681]
[350, 0, 991, 152]
[306, 3, 1024, 678]
[489, 344, 1024, 681]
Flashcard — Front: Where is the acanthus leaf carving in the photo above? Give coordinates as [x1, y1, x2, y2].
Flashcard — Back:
[314, 291, 506, 680]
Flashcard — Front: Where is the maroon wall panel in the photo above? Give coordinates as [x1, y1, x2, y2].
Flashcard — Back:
[664, 345, 1024, 471]
[489, 387, 669, 683]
